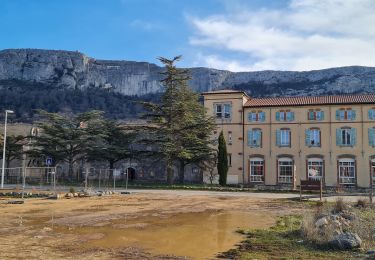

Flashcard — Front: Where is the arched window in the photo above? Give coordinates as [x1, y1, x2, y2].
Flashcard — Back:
[249, 157, 264, 183]
[278, 157, 294, 184]
[307, 158, 324, 180]
[338, 158, 356, 185]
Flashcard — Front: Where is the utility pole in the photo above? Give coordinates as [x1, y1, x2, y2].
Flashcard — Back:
[1, 110, 14, 189]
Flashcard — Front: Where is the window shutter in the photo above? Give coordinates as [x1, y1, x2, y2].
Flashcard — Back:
[255, 130, 261, 147]
[320, 111, 325, 120]
[369, 128, 375, 146]
[260, 112, 265, 122]
[351, 110, 356, 120]
[247, 130, 253, 146]
[276, 112, 280, 121]
[286, 112, 291, 121]
[351, 128, 357, 146]
[290, 112, 295, 121]
[335, 110, 340, 120]
[368, 110, 373, 120]
[248, 113, 252, 122]
[276, 129, 281, 146]
[305, 129, 311, 146]
[308, 111, 314, 120]
[336, 128, 342, 146]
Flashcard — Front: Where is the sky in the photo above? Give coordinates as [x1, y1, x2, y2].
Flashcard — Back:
[1, 0, 375, 72]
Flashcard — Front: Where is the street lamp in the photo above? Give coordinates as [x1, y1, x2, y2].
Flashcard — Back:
[1, 110, 14, 189]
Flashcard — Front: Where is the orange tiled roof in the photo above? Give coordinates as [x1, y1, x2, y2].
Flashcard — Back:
[244, 94, 375, 107]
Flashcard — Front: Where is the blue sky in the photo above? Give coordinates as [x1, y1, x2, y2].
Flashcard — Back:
[1, 0, 375, 71]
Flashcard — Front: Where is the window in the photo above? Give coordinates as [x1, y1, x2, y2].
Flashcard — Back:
[276, 129, 291, 147]
[338, 158, 356, 185]
[371, 159, 375, 186]
[276, 110, 295, 122]
[336, 108, 356, 121]
[308, 110, 324, 121]
[368, 109, 375, 120]
[278, 158, 294, 184]
[249, 158, 264, 183]
[305, 128, 321, 147]
[228, 154, 232, 167]
[216, 104, 222, 118]
[369, 128, 375, 146]
[223, 104, 231, 119]
[336, 128, 356, 146]
[248, 111, 265, 122]
[307, 158, 323, 180]
[247, 129, 262, 147]
[215, 103, 231, 119]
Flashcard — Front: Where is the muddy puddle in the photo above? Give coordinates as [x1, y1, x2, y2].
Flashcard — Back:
[53, 210, 274, 259]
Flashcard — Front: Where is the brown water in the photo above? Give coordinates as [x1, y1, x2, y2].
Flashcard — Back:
[55, 210, 274, 259]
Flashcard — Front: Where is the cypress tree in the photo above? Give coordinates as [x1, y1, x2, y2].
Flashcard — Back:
[217, 130, 228, 186]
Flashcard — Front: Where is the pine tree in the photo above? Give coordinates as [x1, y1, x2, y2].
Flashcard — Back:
[142, 56, 216, 184]
[0, 135, 26, 167]
[217, 131, 228, 186]
[87, 119, 136, 171]
[28, 110, 104, 180]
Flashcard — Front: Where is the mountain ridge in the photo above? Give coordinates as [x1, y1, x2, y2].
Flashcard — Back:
[1, 48, 375, 122]
[2, 48, 375, 98]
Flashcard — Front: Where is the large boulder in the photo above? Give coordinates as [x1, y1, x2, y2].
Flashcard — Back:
[329, 232, 362, 250]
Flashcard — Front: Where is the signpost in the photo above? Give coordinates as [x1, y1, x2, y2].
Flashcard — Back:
[46, 157, 53, 167]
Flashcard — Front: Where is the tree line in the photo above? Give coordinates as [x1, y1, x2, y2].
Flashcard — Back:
[1, 57, 229, 185]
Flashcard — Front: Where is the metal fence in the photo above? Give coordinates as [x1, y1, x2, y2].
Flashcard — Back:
[83, 168, 128, 191]
[2, 167, 57, 195]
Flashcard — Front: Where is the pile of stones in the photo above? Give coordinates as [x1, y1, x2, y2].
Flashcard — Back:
[0, 191, 51, 198]
[97, 190, 116, 196]
[314, 210, 362, 250]
[65, 191, 90, 198]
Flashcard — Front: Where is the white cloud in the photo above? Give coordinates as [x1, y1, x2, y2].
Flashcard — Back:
[188, 0, 375, 71]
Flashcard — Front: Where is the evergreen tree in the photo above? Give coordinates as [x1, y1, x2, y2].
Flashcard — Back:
[217, 131, 228, 186]
[87, 119, 137, 171]
[0, 135, 26, 167]
[142, 56, 216, 184]
[28, 110, 104, 180]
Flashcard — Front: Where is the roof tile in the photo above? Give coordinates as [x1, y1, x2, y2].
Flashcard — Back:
[244, 94, 375, 107]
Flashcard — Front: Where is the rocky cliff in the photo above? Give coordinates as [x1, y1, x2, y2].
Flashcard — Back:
[2, 48, 375, 98]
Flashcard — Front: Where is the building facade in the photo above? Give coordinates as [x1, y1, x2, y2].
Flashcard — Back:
[202, 90, 375, 189]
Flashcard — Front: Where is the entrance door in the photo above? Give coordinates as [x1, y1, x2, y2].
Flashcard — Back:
[127, 167, 136, 181]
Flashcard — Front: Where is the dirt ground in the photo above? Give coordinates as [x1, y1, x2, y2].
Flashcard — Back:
[0, 191, 304, 259]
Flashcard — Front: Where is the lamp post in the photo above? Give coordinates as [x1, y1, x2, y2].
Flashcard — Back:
[1, 110, 14, 189]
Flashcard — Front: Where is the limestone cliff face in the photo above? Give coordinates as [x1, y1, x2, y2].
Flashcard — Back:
[1, 48, 375, 97]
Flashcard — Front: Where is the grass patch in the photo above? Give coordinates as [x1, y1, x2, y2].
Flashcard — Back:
[219, 215, 363, 259]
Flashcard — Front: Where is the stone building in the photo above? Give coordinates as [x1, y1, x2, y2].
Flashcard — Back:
[202, 90, 375, 189]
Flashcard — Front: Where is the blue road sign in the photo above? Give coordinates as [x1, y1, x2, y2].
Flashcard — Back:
[46, 157, 53, 166]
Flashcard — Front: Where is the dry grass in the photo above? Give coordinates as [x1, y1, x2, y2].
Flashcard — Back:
[332, 197, 347, 213]
[301, 198, 375, 251]
[355, 198, 368, 208]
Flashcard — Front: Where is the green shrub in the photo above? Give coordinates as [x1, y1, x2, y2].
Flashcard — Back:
[69, 187, 75, 193]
